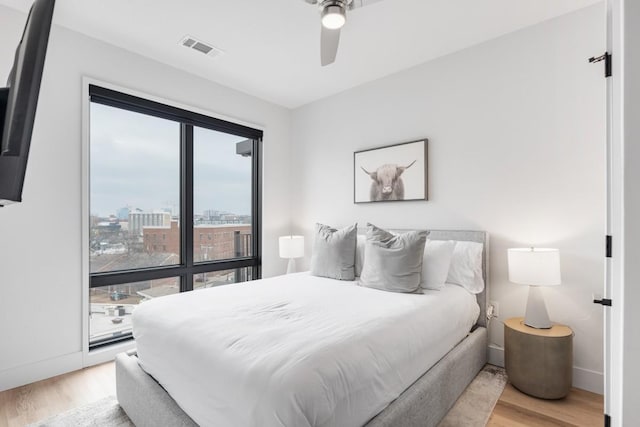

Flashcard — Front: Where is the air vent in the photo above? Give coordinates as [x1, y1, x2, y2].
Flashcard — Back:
[179, 36, 224, 58]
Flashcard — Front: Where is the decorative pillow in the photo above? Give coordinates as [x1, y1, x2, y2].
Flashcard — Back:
[446, 241, 485, 294]
[421, 239, 456, 290]
[355, 234, 366, 277]
[310, 223, 358, 280]
[359, 223, 428, 293]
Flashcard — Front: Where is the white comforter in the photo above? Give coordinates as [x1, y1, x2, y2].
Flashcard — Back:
[133, 272, 479, 427]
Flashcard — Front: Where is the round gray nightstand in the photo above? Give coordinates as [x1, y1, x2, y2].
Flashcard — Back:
[504, 317, 573, 399]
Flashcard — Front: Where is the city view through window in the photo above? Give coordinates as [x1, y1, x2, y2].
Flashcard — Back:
[89, 99, 257, 346]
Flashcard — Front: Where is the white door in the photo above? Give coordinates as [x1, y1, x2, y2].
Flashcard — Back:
[603, 0, 620, 424]
[604, 0, 640, 425]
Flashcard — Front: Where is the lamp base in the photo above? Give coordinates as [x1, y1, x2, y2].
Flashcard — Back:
[524, 285, 552, 329]
[286, 258, 297, 274]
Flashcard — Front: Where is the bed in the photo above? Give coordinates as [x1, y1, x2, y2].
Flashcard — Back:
[116, 230, 489, 427]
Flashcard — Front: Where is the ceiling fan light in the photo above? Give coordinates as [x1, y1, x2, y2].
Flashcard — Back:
[321, 4, 346, 29]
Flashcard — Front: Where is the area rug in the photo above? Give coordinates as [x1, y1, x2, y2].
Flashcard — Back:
[438, 364, 508, 427]
[26, 396, 133, 427]
[29, 364, 507, 427]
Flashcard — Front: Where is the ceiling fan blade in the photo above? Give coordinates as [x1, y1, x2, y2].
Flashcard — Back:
[320, 25, 341, 66]
[350, 0, 386, 9]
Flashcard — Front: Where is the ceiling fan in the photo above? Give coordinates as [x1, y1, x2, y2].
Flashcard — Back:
[303, 0, 384, 66]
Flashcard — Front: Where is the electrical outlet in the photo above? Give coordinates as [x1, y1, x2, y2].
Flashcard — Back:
[489, 300, 499, 318]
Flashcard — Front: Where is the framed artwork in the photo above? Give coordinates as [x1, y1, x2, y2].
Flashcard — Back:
[354, 139, 428, 203]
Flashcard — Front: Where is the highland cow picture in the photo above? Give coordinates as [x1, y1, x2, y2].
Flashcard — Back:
[354, 139, 428, 203]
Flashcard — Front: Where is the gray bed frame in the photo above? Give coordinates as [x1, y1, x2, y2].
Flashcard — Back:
[116, 230, 489, 427]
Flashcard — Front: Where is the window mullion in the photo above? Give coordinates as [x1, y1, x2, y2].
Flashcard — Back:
[182, 123, 194, 292]
[253, 138, 262, 280]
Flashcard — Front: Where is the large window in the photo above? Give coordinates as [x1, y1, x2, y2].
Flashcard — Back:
[88, 85, 262, 349]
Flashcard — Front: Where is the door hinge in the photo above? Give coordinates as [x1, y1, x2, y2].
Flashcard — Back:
[606, 235, 612, 258]
[605, 413, 611, 427]
[594, 298, 612, 307]
[589, 52, 612, 78]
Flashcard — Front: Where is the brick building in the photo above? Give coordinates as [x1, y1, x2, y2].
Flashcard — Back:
[143, 221, 252, 261]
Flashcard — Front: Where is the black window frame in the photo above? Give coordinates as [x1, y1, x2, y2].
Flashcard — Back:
[88, 85, 262, 349]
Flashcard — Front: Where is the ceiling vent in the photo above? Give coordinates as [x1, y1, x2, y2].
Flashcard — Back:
[179, 36, 224, 58]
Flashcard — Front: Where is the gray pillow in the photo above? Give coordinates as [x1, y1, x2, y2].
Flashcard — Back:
[355, 234, 366, 277]
[359, 224, 428, 293]
[310, 223, 357, 280]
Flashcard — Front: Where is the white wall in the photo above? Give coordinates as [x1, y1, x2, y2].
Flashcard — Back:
[0, 5, 291, 390]
[291, 4, 605, 393]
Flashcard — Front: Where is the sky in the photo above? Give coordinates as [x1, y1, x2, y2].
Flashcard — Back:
[89, 103, 252, 218]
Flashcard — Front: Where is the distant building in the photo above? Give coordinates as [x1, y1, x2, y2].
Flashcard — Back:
[142, 221, 179, 255]
[203, 209, 220, 219]
[129, 211, 171, 236]
[195, 210, 251, 226]
[136, 277, 180, 300]
[95, 221, 121, 232]
[195, 223, 252, 260]
[143, 221, 252, 260]
[116, 206, 131, 220]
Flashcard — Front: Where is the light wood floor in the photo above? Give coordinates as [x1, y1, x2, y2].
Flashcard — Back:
[0, 362, 115, 427]
[0, 362, 603, 427]
[488, 384, 604, 426]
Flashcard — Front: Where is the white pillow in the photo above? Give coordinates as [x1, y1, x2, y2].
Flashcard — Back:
[355, 234, 366, 277]
[446, 241, 485, 294]
[421, 240, 456, 290]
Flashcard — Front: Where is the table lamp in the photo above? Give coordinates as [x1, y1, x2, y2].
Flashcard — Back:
[279, 235, 305, 274]
[507, 248, 561, 329]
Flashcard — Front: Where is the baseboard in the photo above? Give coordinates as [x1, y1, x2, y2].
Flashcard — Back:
[573, 366, 604, 395]
[488, 344, 504, 367]
[0, 340, 136, 393]
[0, 352, 83, 392]
[487, 345, 603, 395]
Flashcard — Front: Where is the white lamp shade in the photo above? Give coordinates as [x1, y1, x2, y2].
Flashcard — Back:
[508, 248, 561, 286]
[279, 235, 305, 259]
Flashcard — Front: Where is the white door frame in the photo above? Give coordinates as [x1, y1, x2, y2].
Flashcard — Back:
[605, 0, 623, 424]
[607, 0, 640, 425]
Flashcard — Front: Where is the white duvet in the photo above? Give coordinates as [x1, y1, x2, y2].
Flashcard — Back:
[133, 272, 479, 427]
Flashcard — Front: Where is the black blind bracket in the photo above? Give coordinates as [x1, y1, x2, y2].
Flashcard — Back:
[589, 52, 612, 78]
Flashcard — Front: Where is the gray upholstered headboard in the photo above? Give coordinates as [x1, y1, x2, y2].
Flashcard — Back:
[371, 228, 489, 328]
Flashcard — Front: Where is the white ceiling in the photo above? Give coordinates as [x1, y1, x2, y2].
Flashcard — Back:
[0, 0, 601, 108]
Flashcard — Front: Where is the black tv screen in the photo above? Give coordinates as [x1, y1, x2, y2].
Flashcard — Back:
[0, 0, 55, 206]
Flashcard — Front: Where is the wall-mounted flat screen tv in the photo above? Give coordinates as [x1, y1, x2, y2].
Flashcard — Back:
[0, 0, 55, 206]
